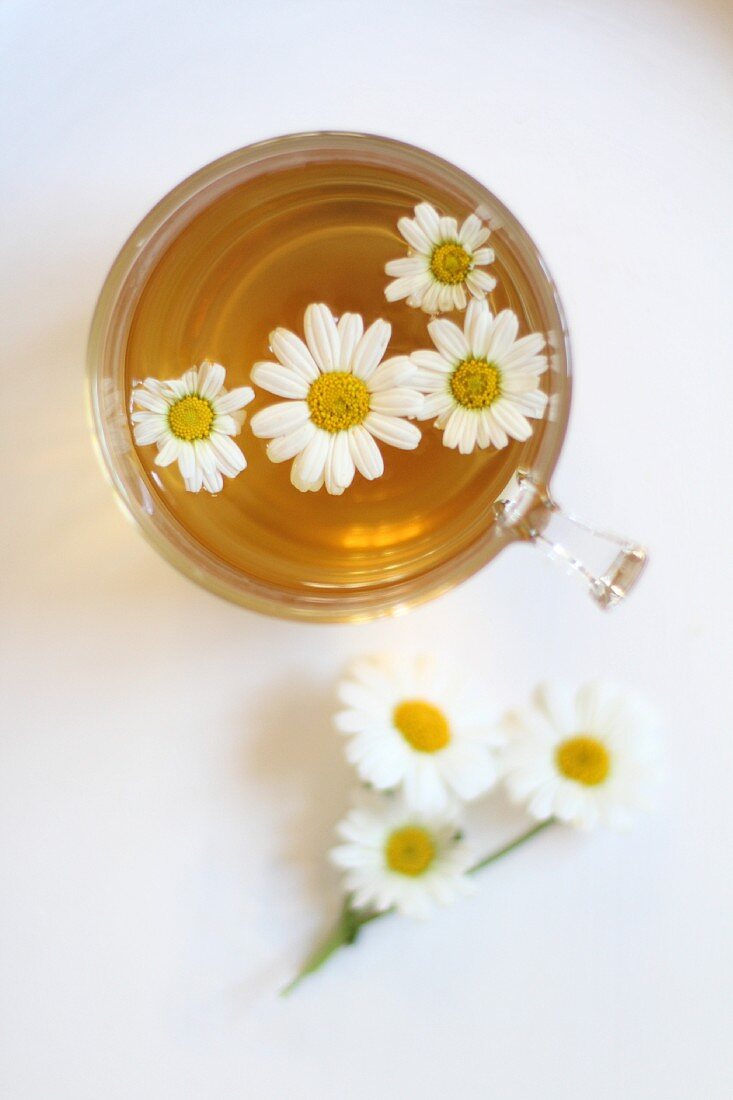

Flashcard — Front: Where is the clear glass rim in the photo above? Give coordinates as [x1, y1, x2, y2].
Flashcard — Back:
[87, 130, 572, 622]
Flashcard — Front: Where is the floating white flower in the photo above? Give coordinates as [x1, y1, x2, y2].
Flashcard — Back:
[500, 682, 661, 830]
[131, 362, 254, 494]
[334, 655, 501, 813]
[412, 298, 549, 454]
[250, 304, 422, 495]
[330, 793, 474, 919]
[384, 202, 496, 313]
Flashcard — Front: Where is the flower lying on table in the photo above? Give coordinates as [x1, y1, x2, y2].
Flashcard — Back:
[282, 665, 661, 995]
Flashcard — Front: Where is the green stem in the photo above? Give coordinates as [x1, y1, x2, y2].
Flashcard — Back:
[281, 818, 555, 996]
[468, 818, 554, 875]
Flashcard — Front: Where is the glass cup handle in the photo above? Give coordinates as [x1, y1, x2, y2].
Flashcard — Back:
[494, 472, 648, 610]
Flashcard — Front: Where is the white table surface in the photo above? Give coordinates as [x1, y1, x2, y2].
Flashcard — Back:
[3, 1, 732, 1097]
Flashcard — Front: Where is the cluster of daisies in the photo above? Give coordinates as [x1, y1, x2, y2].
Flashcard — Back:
[131, 202, 550, 496]
[283, 656, 661, 991]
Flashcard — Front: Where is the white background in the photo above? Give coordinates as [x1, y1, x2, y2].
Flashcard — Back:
[2, 1, 732, 1097]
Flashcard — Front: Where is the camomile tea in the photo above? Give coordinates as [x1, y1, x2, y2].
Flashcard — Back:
[122, 145, 561, 607]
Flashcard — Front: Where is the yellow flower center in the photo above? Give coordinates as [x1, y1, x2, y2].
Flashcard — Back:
[450, 358, 502, 409]
[555, 736, 611, 786]
[393, 699, 451, 753]
[307, 371, 371, 433]
[168, 394, 214, 441]
[385, 826, 436, 876]
[429, 241, 472, 285]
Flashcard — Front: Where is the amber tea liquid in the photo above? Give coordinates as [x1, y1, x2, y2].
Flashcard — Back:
[125, 158, 551, 598]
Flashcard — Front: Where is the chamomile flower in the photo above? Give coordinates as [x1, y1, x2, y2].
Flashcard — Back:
[384, 202, 496, 313]
[412, 298, 549, 454]
[330, 793, 474, 919]
[131, 362, 254, 494]
[334, 655, 501, 813]
[250, 304, 422, 495]
[500, 682, 662, 830]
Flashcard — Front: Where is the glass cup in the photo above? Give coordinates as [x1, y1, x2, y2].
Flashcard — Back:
[87, 132, 647, 621]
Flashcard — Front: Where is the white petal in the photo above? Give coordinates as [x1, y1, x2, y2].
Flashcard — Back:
[291, 428, 330, 485]
[428, 318, 469, 362]
[458, 412, 478, 454]
[154, 437, 181, 467]
[459, 213, 490, 250]
[397, 216, 431, 253]
[437, 285, 455, 313]
[486, 310, 520, 359]
[466, 268, 496, 295]
[212, 413, 240, 437]
[348, 425, 384, 480]
[197, 361, 226, 399]
[420, 392, 453, 420]
[500, 333, 547, 368]
[411, 350, 452, 373]
[438, 215, 458, 240]
[352, 319, 391, 381]
[304, 303, 340, 372]
[414, 202, 441, 241]
[491, 400, 533, 441]
[412, 372, 446, 393]
[472, 247, 495, 266]
[513, 391, 549, 419]
[251, 362, 309, 398]
[451, 284, 467, 311]
[476, 411, 493, 448]
[291, 467, 324, 494]
[208, 432, 246, 475]
[270, 328, 320, 381]
[249, 401, 309, 438]
[184, 466, 203, 493]
[193, 439, 219, 482]
[364, 413, 421, 450]
[483, 409, 509, 449]
[369, 387, 423, 418]
[180, 368, 198, 395]
[385, 256, 428, 277]
[214, 386, 254, 414]
[464, 299, 493, 357]
[337, 313, 364, 370]
[266, 421, 316, 462]
[368, 356, 416, 392]
[176, 442, 196, 480]
[202, 465, 224, 494]
[326, 432, 355, 492]
[132, 387, 169, 413]
[133, 415, 167, 445]
[385, 274, 425, 303]
[442, 407, 468, 450]
[420, 281, 443, 314]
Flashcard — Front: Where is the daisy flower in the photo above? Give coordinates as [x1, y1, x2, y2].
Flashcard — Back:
[330, 793, 474, 919]
[334, 654, 502, 813]
[249, 304, 422, 495]
[131, 362, 254, 494]
[500, 682, 662, 830]
[384, 201, 496, 313]
[412, 298, 549, 454]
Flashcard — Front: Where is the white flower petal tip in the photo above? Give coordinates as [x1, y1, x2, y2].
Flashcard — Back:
[411, 299, 549, 455]
[334, 654, 502, 814]
[131, 363, 253, 494]
[251, 305, 422, 496]
[330, 791, 474, 919]
[385, 202, 495, 315]
[498, 681, 663, 832]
